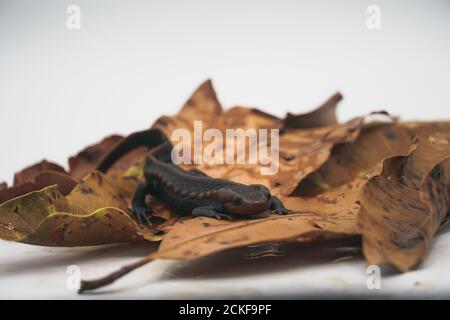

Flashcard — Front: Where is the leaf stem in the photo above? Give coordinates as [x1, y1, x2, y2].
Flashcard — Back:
[78, 254, 154, 293]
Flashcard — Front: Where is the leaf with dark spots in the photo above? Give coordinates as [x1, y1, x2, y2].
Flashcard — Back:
[358, 123, 450, 271]
[153, 210, 359, 261]
[0, 206, 35, 241]
[294, 123, 416, 196]
[0, 185, 71, 233]
[23, 207, 155, 246]
[66, 171, 130, 215]
[282, 92, 342, 130]
[0, 168, 177, 245]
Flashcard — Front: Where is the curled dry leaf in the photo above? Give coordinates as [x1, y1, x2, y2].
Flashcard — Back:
[69, 135, 148, 181]
[282, 92, 342, 130]
[294, 123, 416, 196]
[0, 183, 39, 205]
[358, 122, 450, 271]
[0, 135, 145, 207]
[68, 135, 123, 181]
[33, 171, 77, 195]
[0, 171, 168, 246]
[0, 134, 148, 210]
[13, 160, 67, 187]
[0, 168, 77, 205]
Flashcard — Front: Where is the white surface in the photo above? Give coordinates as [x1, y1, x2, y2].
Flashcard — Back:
[1, 227, 450, 299]
[0, 0, 449, 299]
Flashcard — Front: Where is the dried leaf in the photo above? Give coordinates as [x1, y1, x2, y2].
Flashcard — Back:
[154, 210, 358, 261]
[0, 185, 72, 231]
[153, 79, 223, 135]
[0, 171, 77, 204]
[13, 160, 66, 187]
[0, 174, 166, 246]
[34, 171, 77, 195]
[358, 122, 450, 271]
[66, 171, 129, 215]
[68, 135, 148, 181]
[294, 123, 416, 195]
[282, 92, 342, 129]
[24, 208, 148, 246]
[0, 183, 39, 205]
[0, 207, 34, 241]
[78, 195, 362, 291]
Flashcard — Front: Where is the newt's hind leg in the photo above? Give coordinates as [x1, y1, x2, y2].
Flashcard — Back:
[131, 181, 156, 225]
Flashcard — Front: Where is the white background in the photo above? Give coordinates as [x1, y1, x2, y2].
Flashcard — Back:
[0, 0, 449, 299]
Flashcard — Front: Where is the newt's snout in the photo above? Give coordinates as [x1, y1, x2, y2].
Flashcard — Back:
[217, 185, 272, 215]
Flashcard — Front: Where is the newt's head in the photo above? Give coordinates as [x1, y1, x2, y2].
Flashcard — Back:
[216, 184, 272, 215]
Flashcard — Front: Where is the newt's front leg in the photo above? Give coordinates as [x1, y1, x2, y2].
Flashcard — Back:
[270, 196, 290, 215]
[131, 181, 155, 225]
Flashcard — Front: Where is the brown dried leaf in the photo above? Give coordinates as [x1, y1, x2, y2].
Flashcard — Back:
[294, 123, 416, 195]
[282, 92, 342, 130]
[0, 170, 77, 204]
[67, 171, 129, 214]
[358, 122, 450, 271]
[0, 172, 167, 246]
[0, 183, 38, 205]
[153, 79, 223, 135]
[34, 171, 77, 195]
[68, 135, 148, 181]
[13, 160, 66, 187]
[24, 207, 149, 247]
[154, 210, 358, 261]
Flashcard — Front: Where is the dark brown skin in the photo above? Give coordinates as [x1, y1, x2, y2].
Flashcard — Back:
[97, 129, 290, 223]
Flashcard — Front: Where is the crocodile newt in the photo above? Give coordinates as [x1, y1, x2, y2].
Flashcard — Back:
[97, 129, 290, 223]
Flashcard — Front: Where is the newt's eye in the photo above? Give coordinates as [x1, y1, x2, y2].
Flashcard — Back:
[232, 196, 243, 206]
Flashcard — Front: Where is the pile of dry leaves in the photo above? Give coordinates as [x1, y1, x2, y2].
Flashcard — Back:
[1, 80, 449, 290]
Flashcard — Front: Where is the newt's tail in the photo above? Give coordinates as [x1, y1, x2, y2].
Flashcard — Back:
[97, 128, 169, 173]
